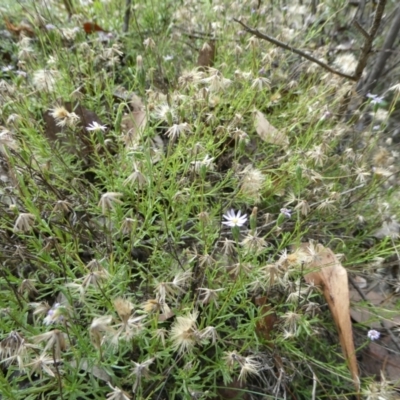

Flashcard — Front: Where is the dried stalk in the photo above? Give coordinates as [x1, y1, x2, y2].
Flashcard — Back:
[62, 0, 74, 19]
[123, 0, 133, 33]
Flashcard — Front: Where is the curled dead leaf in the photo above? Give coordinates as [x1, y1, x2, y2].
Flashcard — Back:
[302, 243, 360, 394]
[83, 22, 108, 34]
[254, 296, 277, 341]
[4, 18, 35, 37]
[197, 41, 216, 68]
[254, 110, 288, 146]
[120, 95, 147, 147]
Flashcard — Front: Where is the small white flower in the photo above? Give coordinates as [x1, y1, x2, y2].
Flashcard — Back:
[165, 123, 191, 141]
[366, 93, 384, 105]
[1, 65, 13, 72]
[153, 103, 176, 122]
[43, 303, 66, 325]
[86, 121, 107, 132]
[61, 27, 80, 41]
[280, 208, 291, 218]
[367, 329, 380, 341]
[190, 155, 214, 173]
[222, 209, 247, 227]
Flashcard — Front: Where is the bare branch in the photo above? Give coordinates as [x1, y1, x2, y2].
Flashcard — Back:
[233, 18, 356, 81]
[353, 20, 369, 40]
[353, 0, 387, 80]
[369, 0, 387, 38]
[361, 5, 400, 94]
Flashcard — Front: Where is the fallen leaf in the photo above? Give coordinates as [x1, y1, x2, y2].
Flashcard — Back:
[197, 41, 216, 68]
[350, 287, 400, 329]
[120, 94, 147, 147]
[302, 243, 360, 394]
[359, 336, 400, 382]
[4, 18, 35, 37]
[216, 378, 250, 400]
[254, 296, 277, 341]
[83, 22, 108, 34]
[254, 110, 288, 146]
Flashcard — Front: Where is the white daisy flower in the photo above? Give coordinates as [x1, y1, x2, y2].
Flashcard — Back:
[222, 209, 247, 227]
[86, 121, 107, 132]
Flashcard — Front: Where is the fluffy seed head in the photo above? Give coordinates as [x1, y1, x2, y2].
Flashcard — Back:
[240, 166, 265, 202]
[170, 311, 199, 354]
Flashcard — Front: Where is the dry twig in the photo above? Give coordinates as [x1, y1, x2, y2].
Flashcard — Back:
[360, 5, 400, 94]
[233, 18, 356, 81]
[234, 0, 387, 90]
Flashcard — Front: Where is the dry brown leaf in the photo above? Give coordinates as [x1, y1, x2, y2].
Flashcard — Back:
[359, 336, 400, 382]
[197, 41, 216, 68]
[216, 378, 250, 400]
[350, 287, 400, 329]
[4, 18, 35, 37]
[254, 296, 277, 341]
[254, 110, 288, 146]
[120, 94, 147, 147]
[303, 243, 360, 394]
[83, 22, 108, 34]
